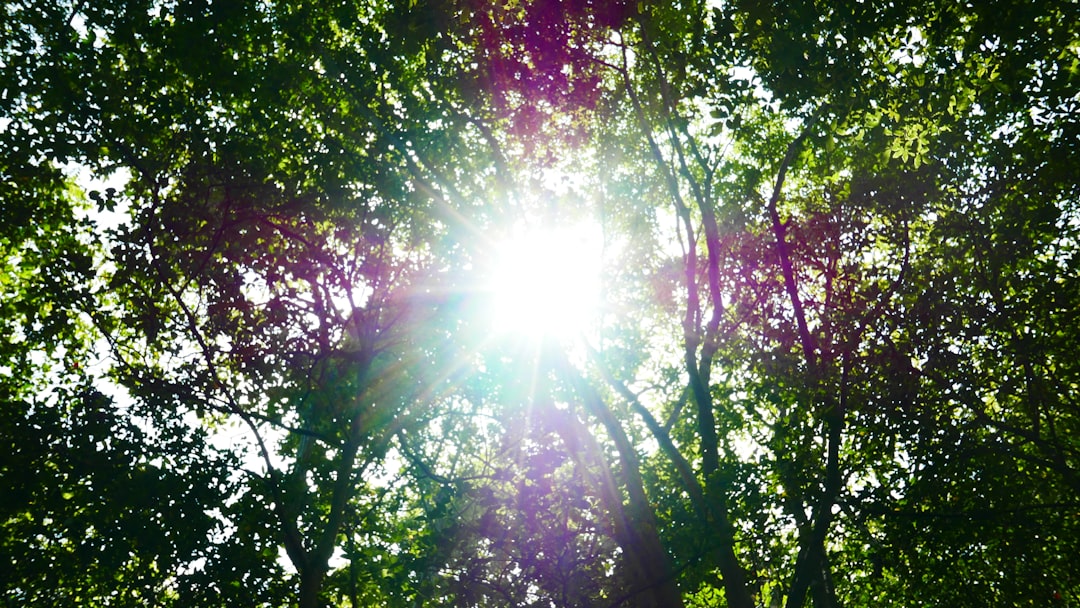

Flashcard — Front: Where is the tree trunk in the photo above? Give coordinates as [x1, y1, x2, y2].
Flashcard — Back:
[298, 566, 326, 608]
[544, 394, 684, 608]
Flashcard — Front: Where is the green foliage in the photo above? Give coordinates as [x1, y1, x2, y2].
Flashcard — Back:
[3, 0, 1079, 606]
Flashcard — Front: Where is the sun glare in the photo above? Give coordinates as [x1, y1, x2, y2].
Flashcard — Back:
[487, 224, 604, 339]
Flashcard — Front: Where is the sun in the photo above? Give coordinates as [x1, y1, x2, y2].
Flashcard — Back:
[486, 223, 605, 340]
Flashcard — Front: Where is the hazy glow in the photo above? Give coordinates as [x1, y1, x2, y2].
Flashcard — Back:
[488, 224, 604, 339]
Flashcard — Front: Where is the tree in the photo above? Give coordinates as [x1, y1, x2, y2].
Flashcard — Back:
[571, 1, 1080, 606]
[445, 0, 1080, 606]
[3, 1, 483, 605]
[3, 0, 1079, 606]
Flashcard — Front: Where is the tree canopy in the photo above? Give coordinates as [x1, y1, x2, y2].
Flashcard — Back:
[3, 0, 1079, 606]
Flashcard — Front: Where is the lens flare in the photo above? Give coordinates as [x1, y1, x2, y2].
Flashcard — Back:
[488, 224, 604, 339]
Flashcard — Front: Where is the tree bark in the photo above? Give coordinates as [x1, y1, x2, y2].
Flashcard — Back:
[765, 118, 843, 608]
[548, 349, 685, 608]
[298, 566, 326, 608]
